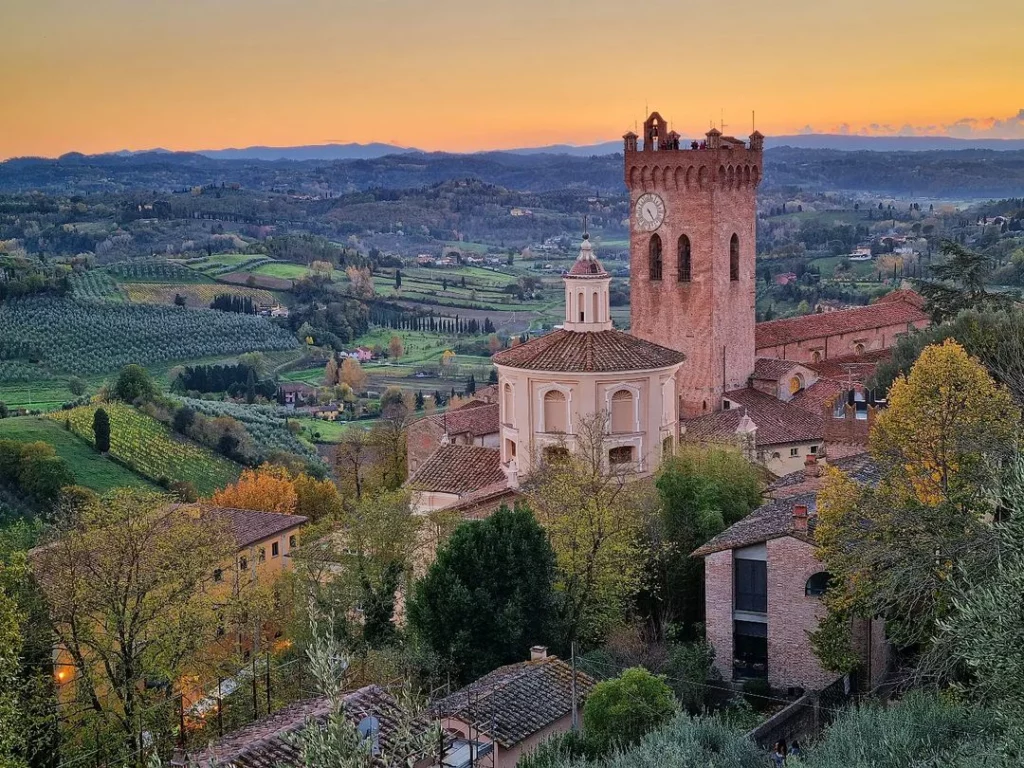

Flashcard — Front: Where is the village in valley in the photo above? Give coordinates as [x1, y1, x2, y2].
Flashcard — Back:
[4, 6, 1024, 763]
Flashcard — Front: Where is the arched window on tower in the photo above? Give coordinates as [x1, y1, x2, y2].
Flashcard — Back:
[610, 389, 635, 434]
[649, 235, 663, 281]
[729, 234, 740, 281]
[678, 235, 691, 282]
[592, 291, 599, 323]
[543, 390, 567, 433]
[502, 383, 514, 426]
[578, 291, 585, 322]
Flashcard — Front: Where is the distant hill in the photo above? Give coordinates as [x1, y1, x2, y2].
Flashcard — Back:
[196, 142, 418, 161]
[4, 146, 1024, 198]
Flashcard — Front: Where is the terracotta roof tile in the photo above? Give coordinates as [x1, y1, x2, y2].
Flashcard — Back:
[418, 402, 499, 438]
[190, 685, 425, 768]
[755, 296, 927, 349]
[752, 357, 802, 381]
[432, 657, 596, 749]
[197, 505, 307, 550]
[693, 454, 881, 556]
[408, 445, 505, 495]
[803, 348, 891, 381]
[492, 329, 685, 373]
[683, 388, 824, 446]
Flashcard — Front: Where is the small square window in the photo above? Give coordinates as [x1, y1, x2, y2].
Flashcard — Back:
[239, 556, 248, 571]
[213, 568, 223, 583]
[609, 446, 634, 465]
[810, 445, 818, 455]
[271, 542, 280, 558]
[289, 535, 297, 549]
[258, 547, 266, 563]
[790, 447, 799, 457]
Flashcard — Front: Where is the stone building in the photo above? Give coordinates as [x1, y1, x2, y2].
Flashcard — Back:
[693, 454, 890, 692]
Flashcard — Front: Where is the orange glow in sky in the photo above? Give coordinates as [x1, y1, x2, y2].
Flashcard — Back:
[2, 0, 1022, 159]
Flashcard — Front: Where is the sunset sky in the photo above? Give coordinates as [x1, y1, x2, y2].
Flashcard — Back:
[3, 0, 1022, 159]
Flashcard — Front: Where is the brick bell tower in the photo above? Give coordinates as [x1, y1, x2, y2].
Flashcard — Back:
[624, 111, 763, 418]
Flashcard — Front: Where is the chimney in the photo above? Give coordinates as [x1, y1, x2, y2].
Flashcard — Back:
[792, 504, 809, 532]
[804, 454, 819, 478]
[530, 645, 548, 662]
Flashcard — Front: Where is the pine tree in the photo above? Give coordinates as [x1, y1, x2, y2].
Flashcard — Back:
[415, 390, 425, 410]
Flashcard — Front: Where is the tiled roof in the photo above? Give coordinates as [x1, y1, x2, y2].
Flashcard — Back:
[803, 349, 891, 381]
[789, 377, 848, 414]
[683, 387, 825, 447]
[190, 685, 425, 768]
[439, 481, 517, 514]
[693, 454, 882, 556]
[197, 505, 307, 550]
[755, 296, 928, 349]
[407, 445, 505, 495]
[567, 258, 608, 277]
[432, 657, 596, 749]
[492, 329, 685, 373]
[752, 357, 802, 381]
[768, 452, 879, 499]
[419, 402, 499, 438]
[877, 289, 925, 308]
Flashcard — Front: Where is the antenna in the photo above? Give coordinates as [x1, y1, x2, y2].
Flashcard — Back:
[582, 214, 588, 236]
[720, 108, 727, 133]
[752, 110, 756, 133]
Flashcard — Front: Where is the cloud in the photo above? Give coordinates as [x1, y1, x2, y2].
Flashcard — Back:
[796, 110, 1024, 139]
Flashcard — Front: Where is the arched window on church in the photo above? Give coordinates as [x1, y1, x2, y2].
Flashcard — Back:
[543, 389, 568, 433]
[649, 235, 663, 281]
[678, 235, 691, 282]
[610, 389, 635, 434]
[502, 383, 514, 426]
[729, 234, 740, 281]
[592, 291, 599, 323]
[578, 291, 585, 322]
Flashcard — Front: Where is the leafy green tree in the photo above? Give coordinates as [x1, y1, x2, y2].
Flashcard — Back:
[0, 581, 25, 768]
[15, 443, 75, 506]
[92, 407, 110, 453]
[67, 377, 86, 397]
[408, 504, 558, 684]
[653, 447, 763, 635]
[582, 667, 676, 755]
[917, 239, 1012, 322]
[0, 403, 7, 420]
[112, 363, 157, 403]
[414, 390, 425, 411]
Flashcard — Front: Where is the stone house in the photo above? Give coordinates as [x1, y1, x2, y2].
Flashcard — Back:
[692, 454, 890, 692]
[431, 648, 596, 768]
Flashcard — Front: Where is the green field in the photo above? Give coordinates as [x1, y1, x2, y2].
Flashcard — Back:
[53, 403, 241, 495]
[252, 262, 312, 279]
[0, 416, 155, 493]
[294, 417, 369, 443]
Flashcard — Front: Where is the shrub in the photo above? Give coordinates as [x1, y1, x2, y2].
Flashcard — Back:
[741, 678, 772, 712]
[583, 667, 676, 755]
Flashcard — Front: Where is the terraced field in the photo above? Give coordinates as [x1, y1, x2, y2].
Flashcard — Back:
[53, 402, 241, 494]
[122, 283, 277, 308]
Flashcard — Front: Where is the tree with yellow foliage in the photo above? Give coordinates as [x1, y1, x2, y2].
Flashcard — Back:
[522, 413, 656, 647]
[871, 339, 1019, 508]
[211, 464, 299, 515]
[388, 334, 404, 361]
[812, 340, 1018, 671]
[339, 358, 367, 395]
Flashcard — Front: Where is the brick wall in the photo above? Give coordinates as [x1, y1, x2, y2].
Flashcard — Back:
[704, 549, 734, 681]
[755, 318, 929, 363]
[626, 142, 760, 417]
[765, 537, 834, 690]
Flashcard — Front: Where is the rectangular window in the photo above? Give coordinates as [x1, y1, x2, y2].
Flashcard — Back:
[238, 556, 248, 571]
[790, 447, 799, 457]
[733, 620, 768, 679]
[608, 445, 634, 465]
[259, 547, 266, 563]
[289, 535, 297, 549]
[810, 445, 818, 455]
[213, 568, 223, 583]
[734, 559, 767, 613]
[271, 542, 280, 558]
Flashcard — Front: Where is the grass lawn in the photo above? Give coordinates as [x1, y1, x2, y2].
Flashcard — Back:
[252, 263, 312, 279]
[53, 403, 241, 495]
[0, 416, 155, 493]
[294, 417, 370, 443]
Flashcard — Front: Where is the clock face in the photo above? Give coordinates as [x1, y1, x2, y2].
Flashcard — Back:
[634, 193, 666, 232]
